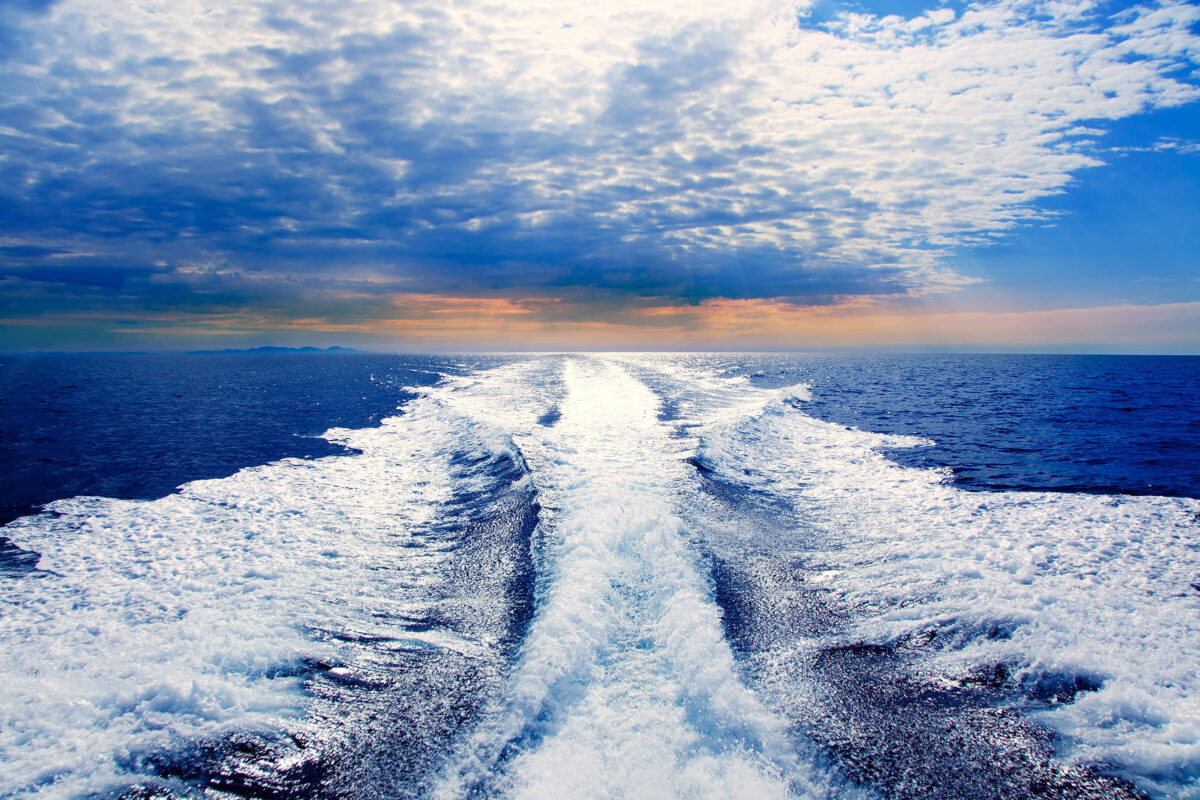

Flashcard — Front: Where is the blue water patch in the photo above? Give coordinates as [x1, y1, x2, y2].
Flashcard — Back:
[713, 354, 1200, 498]
[2, 353, 1197, 800]
[0, 353, 468, 525]
[4, 353, 1197, 528]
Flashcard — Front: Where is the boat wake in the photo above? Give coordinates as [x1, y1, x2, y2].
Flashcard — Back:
[2, 354, 1197, 800]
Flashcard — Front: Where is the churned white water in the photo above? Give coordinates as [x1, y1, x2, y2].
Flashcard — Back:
[2, 353, 1197, 800]
[0, 372, 535, 799]
[436, 357, 842, 800]
[674, 361, 1200, 800]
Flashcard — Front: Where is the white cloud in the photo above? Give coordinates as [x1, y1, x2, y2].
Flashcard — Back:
[1, 0, 1198, 301]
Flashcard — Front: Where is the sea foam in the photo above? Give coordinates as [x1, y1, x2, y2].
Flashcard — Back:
[681, 364, 1200, 799]
[4, 353, 1196, 800]
[436, 357, 849, 800]
[0, 371, 538, 798]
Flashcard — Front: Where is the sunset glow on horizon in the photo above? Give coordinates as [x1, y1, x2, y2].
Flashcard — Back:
[1, 0, 1197, 352]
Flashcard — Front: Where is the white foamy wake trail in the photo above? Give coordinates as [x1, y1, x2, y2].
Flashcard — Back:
[682, 368, 1200, 800]
[437, 357, 838, 800]
[0, 362, 547, 800]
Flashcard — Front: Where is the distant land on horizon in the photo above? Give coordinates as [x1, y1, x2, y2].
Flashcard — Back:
[186, 346, 363, 355]
[2, 346, 366, 356]
[6, 346, 1200, 357]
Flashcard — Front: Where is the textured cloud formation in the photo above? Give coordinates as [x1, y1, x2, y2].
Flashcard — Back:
[0, 0, 1198, 334]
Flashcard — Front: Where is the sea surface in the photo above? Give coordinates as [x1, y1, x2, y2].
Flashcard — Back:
[1, 352, 1198, 800]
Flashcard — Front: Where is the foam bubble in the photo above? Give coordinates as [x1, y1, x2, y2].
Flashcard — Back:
[690, 372, 1200, 799]
[436, 357, 846, 800]
[0, 363, 546, 799]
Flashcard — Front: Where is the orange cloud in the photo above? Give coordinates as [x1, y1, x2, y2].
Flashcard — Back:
[388, 293, 542, 316]
[8, 296, 1198, 352]
[686, 299, 1200, 349]
[357, 297, 1200, 350]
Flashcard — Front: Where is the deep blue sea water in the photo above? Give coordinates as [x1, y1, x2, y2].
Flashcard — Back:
[718, 353, 1200, 498]
[0, 353, 483, 525]
[3, 354, 1196, 526]
[1, 353, 1198, 800]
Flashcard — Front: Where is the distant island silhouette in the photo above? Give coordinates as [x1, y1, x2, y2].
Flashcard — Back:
[187, 346, 361, 355]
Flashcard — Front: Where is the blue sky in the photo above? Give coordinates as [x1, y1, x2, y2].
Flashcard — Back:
[0, 0, 1197, 351]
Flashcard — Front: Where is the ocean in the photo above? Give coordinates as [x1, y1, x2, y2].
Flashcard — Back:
[1, 352, 1198, 800]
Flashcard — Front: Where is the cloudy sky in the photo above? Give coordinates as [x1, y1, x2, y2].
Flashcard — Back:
[1, 0, 1198, 351]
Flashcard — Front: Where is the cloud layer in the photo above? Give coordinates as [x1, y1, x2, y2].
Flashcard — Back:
[0, 0, 1198, 342]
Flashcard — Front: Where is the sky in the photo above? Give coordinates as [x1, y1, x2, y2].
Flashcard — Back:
[0, 0, 1198, 352]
